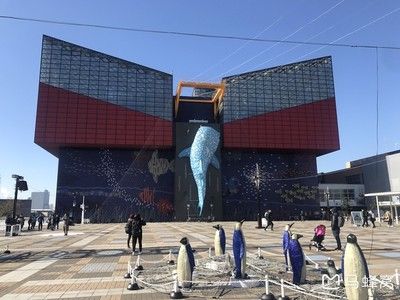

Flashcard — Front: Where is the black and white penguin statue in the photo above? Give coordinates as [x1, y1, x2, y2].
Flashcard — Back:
[343, 234, 369, 300]
[288, 233, 306, 285]
[177, 237, 195, 288]
[232, 219, 247, 279]
[213, 224, 226, 256]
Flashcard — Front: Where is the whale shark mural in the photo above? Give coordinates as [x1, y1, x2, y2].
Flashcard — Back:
[178, 126, 220, 215]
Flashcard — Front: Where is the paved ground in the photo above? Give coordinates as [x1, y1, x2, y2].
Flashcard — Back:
[0, 220, 399, 299]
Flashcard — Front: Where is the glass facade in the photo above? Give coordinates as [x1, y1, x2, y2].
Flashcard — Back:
[222, 57, 334, 122]
[40, 36, 172, 120]
[222, 57, 339, 153]
[35, 36, 173, 152]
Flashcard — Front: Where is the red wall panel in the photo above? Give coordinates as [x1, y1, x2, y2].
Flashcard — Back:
[35, 83, 173, 155]
[223, 98, 339, 155]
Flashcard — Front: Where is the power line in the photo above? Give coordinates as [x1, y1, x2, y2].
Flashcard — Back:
[212, 0, 348, 79]
[1, 14, 400, 51]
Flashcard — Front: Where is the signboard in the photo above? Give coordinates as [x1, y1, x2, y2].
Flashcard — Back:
[351, 211, 363, 226]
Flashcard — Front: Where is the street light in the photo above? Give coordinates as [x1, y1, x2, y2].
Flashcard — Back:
[254, 163, 262, 228]
[11, 174, 28, 219]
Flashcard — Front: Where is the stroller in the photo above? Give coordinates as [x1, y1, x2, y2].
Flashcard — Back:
[309, 224, 326, 251]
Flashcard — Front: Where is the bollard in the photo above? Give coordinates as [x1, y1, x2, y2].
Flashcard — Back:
[124, 261, 132, 279]
[315, 262, 319, 269]
[134, 254, 144, 271]
[208, 247, 212, 258]
[277, 279, 291, 300]
[258, 247, 264, 259]
[260, 275, 276, 300]
[170, 278, 183, 299]
[127, 274, 140, 290]
[395, 269, 399, 287]
[168, 249, 175, 265]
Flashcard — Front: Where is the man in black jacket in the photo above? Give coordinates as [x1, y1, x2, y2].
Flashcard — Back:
[331, 208, 342, 251]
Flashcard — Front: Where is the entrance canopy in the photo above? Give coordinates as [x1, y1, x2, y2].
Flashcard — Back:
[365, 191, 400, 224]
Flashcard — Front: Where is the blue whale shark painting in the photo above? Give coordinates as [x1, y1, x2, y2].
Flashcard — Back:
[178, 126, 220, 215]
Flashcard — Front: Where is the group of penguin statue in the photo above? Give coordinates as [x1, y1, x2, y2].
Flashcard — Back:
[175, 221, 369, 300]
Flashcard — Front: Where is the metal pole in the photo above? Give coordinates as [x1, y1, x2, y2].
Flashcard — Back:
[81, 195, 85, 224]
[12, 177, 19, 220]
[376, 196, 381, 223]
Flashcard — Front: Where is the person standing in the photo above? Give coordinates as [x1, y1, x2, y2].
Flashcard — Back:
[131, 214, 146, 254]
[300, 210, 305, 221]
[62, 213, 69, 236]
[264, 209, 274, 231]
[125, 214, 134, 248]
[331, 208, 342, 251]
[55, 214, 60, 230]
[37, 214, 44, 231]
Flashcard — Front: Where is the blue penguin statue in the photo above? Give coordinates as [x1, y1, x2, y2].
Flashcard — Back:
[213, 224, 226, 256]
[288, 233, 306, 285]
[343, 234, 369, 300]
[177, 237, 195, 288]
[282, 223, 294, 271]
[232, 219, 247, 279]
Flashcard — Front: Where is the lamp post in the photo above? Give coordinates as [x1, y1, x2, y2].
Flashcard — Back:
[11, 174, 28, 219]
[254, 163, 262, 228]
[324, 187, 330, 220]
[186, 204, 190, 222]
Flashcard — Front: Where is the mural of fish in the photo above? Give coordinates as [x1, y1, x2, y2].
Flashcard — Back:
[148, 150, 174, 183]
[178, 126, 220, 215]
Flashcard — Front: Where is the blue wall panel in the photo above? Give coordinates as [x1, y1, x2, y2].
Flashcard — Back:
[221, 151, 320, 221]
[56, 148, 174, 222]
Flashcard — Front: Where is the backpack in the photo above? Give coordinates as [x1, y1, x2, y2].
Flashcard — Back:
[132, 220, 141, 236]
[125, 220, 132, 234]
[338, 216, 345, 227]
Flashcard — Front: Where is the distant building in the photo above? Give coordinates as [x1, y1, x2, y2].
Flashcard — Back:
[30, 190, 50, 210]
[318, 150, 400, 210]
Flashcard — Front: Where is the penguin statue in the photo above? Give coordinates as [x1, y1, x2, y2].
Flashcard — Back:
[282, 223, 294, 271]
[177, 237, 195, 288]
[343, 234, 369, 300]
[232, 219, 247, 279]
[213, 224, 226, 256]
[321, 259, 341, 279]
[326, 259, 340, 278]
[288, 233, 306, 285]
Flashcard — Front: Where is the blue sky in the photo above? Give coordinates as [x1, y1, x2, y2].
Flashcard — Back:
[0, 0, 399, 205]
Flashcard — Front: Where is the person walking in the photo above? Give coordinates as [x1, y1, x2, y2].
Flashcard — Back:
[331, 208, 342, 251]
[62, 214, 69, 236]
[368, 210, 376, 228]
[361, 209, 369, 227]
[125, 214, 134, 248]
[264, 210, 274, 231]
[131, 214, 146, 254]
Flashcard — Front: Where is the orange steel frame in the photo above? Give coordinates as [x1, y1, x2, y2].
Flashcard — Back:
[175, 81, 225, 119]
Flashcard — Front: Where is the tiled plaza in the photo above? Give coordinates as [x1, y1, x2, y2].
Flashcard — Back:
[0, 220, 399, 299]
